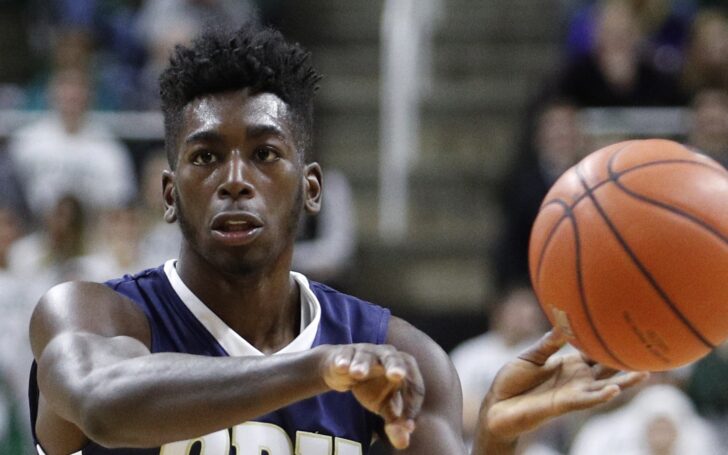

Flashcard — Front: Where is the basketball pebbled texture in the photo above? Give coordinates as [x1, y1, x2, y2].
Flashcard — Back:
[528, 139, 728, 371]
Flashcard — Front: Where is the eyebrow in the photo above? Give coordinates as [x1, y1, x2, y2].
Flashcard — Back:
[246, 123, 288, 141]
[184, 124, 290, 145]
[184, 130, 224, 145]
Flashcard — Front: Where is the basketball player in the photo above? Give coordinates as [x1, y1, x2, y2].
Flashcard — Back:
[28, 25, 647, 455]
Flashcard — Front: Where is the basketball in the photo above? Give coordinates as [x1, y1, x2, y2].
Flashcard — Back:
[528, 139, 728, 371]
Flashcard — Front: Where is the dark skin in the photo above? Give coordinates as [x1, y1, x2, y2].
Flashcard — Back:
[30, 89, 647, 454]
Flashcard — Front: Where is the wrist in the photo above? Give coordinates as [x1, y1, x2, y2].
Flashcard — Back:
[311, 344, 335, 391]
[472, 391, 519, 453]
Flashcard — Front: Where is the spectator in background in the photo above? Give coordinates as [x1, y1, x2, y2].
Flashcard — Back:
[8, 66, 136, 219]
[493, 97, 586, 289]
[22, 27, 124, 110]
[564, 0, 692, 74]
[569, 383, 722, 454]
[0, 204, 34, 454]
[135, 0, 257, 40]
[88, 204, 147, 279]
[26, 1, 148, 110]
[293, 167, 357, 288]
[7, 194, 112, 286]
[0, 206, 22, 274]
[136, 150, 182, 268]
[85, 151, 185, 279]
[557, 0, 685, 107]
[680, 9, 728, 98]
[0, 149, 31, 226]
[134, 0, 259, 109]
[686, 342, 728, 450]
[450, 285, 548, 443]
[686, 88, 728, 167]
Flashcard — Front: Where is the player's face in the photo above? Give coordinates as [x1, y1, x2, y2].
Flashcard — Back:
[164, 90, 321, 274]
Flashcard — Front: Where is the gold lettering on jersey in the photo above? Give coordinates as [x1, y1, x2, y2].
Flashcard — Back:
[160, 422, 363, 455]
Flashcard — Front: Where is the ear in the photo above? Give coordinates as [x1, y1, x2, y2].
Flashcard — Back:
[303, 162, 322, 215]
[162, 169, 177, 223]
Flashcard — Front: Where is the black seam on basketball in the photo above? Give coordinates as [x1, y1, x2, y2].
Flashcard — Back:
[611, 158, 727, 179]
[536, 159, 726, 218]
[570, 201, 632, 370]
[606, 157, 728, 246]
[575, 163, 716, 350]
[535, 199, 572, 286]
[537, 158, 727, 275]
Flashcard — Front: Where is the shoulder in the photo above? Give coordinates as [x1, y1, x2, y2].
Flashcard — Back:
[309, 280, 391, 345]
[104, 265, 165, 291]
[385, 317, 464, 443]
[310, 281, 388, 314]
[386, 317, 458, 389]
[29, 280, 151, 359]
[309, 281, 390, 319]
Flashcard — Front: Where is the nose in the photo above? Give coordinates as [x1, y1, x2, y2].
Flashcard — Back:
[217, 152, 254, 200]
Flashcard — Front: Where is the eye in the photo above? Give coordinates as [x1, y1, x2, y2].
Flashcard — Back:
[191, 150, 217, 165]
[254, 147, 280, 163]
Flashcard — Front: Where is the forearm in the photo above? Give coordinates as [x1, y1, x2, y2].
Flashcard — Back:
[41, 344, 330, 447]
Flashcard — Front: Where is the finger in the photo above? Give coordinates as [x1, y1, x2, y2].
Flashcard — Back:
[381, 351, 407, 383]
[493, 334, 571, 400]
[590, 363, 620, 380]
[384, 419, 415, 450]
[564, 384, 623, 411]
[517, 329, 567, 367]
[388, 388, 404, 418]
[350, 349, 376, 379]
[580, 352, 597, 367]
[587, 371, 649, 392]
[332, 346, 355, 373]
[399, 354, 425, 421]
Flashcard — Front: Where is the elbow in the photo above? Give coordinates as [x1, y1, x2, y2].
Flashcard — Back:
[77, 385, 145, 448]
[78, 393, 126, 448]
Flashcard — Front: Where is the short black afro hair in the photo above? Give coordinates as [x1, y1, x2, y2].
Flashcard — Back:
[159, 24, 322, 168]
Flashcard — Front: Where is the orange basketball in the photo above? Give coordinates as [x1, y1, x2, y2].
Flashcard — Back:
[528, 139, 728, 371]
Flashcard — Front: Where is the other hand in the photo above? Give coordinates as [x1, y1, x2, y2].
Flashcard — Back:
[320, 344, 425, 449]
[481, 329, 648, 442]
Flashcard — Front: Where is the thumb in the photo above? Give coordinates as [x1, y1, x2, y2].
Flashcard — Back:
[517, 329, 566, 367]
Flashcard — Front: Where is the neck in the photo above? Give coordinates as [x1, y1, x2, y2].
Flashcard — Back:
[176, 248, 301, 354]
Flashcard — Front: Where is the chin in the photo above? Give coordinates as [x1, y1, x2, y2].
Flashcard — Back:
[208, 248, 277, 276]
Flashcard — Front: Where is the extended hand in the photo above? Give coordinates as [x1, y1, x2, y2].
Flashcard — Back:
[482, 330, 648, 442]
[320, 344, 424, 449]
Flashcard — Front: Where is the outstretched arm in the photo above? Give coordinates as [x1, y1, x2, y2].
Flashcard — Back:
[31, 282, 423, 453]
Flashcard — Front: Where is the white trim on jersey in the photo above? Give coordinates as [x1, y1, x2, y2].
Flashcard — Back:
[37, 444, 82, 455]
[163, 260, 321, 356]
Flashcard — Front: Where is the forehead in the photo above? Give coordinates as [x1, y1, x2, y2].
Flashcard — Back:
[180, 90, 294, 141]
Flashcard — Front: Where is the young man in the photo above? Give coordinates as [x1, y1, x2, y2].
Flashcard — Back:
[28, 25, 646, 455]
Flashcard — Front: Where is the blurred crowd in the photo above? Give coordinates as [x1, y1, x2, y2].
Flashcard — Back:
[473, 1, 728, 454]
[0, 0, 726, 453]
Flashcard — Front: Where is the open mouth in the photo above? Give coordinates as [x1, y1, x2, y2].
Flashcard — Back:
[218, 220, 254, 232]
[210, 212, 263, 245]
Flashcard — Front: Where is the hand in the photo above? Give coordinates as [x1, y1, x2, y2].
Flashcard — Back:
[481, 329, 649, 442]
[320, 344, 425, 449]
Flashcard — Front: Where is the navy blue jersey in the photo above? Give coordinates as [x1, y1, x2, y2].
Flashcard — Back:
[29, 262, 390, 455]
